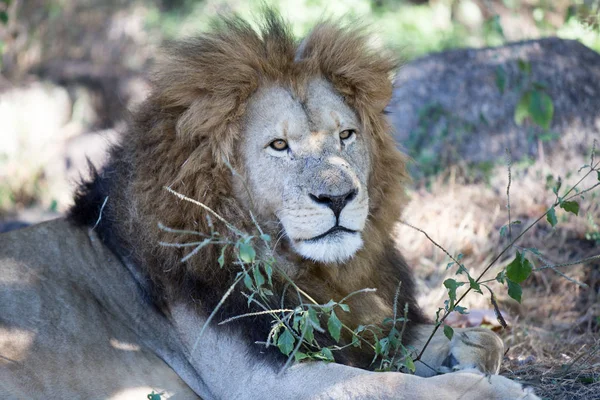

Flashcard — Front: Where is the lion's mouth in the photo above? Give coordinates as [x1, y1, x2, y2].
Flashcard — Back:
[303, 226, 357, 243]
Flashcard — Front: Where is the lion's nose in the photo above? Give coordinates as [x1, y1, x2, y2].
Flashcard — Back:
[309, 189, 358, 220]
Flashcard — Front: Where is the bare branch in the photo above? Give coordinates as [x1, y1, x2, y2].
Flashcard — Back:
[505, 149, 513, 242]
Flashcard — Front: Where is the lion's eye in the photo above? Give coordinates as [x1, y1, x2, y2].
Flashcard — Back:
[269, 139, 288, 151]
[339, 129, 355, 141]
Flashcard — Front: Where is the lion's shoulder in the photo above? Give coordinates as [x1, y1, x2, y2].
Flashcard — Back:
[0, 218, 199, 397]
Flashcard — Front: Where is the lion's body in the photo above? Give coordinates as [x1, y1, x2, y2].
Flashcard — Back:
[0, 11, 538, 400]
[0, 219, 197, 398]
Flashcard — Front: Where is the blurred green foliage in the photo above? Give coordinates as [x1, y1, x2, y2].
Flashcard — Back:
[144, 0, 600, 60]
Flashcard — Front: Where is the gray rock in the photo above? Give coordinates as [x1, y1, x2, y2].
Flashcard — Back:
[389, 38, 600, 178]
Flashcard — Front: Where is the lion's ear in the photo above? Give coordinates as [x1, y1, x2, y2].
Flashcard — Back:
[149, 14, 294, 149]
[298, 23, 397, 113]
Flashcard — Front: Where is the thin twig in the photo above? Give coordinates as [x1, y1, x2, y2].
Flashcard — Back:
[164, 186, 244, 237]
[534, 254, 600, 272]
[219, 309, 295, 325]
[516, 245, 589, 288]
[280, 316, 310, 374]
[339, 288, 377, 305]
[158, 240, 223, 248]
[413, 159, 600, 362]
[506, 149, 513, 242]
[565, 182, 600, 202]
[89, 196, 109, 235]
[400, 221, 462, 267]
[158, 222, 208, 237]
[387, 282, 403, 369]
[192, 272, 244, 353]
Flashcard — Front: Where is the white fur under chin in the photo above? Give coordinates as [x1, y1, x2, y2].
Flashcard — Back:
[294, 232, 363, 263]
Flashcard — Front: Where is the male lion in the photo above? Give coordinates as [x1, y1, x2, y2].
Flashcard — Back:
[0, 12, 537, 399]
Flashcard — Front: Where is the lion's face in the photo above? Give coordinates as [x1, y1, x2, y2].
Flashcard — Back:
[238, 79, 371, 263]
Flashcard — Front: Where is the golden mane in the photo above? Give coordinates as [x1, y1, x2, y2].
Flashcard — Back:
[70, 10, 420, 367]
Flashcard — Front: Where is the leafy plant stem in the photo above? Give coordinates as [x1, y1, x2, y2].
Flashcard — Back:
[414, 160, 600, 362]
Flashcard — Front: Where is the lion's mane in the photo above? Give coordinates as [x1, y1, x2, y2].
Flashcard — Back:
[70, 11, 425, 367]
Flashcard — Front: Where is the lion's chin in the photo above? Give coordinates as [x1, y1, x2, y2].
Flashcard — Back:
[293, 232, 363, 264]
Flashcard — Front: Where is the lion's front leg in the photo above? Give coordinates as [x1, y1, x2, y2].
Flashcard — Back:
[410, 324, 505, 377]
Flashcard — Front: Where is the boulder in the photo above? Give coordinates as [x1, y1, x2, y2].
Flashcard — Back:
[388, 38, 600, 178]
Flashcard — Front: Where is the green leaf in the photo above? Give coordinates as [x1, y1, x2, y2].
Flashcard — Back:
[292, 314, 301, 331]
[455, 305, 468, 314]
[260, 233, 271, 242]
[263, 262, 273, 286]
[514, 90, 531, 126]
[218, 245, 227, 267]
[529, 89, 554, 130]
[252, 266, 265, 288]
[277, 329, 295, 356]
[245, 292, 255, 306]
[147, 391, 162, 400]
[388, 328, 400, 348]
[243, 273, 253, 290]
[354, 325, 366, 334]
[374, 338, 382, 355]
[547, 207, 557, 227]
[517, 59, 531, 74]
[500, 220, 522, 237]
[303, 320, 315, 344]
[327, 311, 342, 342]
[560, 200, 580, 216]
[435, 308, 444, 324]
[294, 351, 310, 362]
[495, 66, 506, 94]
[443, 279, 465, 309]
[506, 251, 533, 283]
[0, 11, 8, 25]
[238, 242, 256, 263]
[403, 354, 416, 373]
[456, 264, 468, 275]
[495, 271, 506, 284]
[317, 347, 335, 362]
[468, 275, 483, 294]
[552, 178, 562, 195]
[578, 164, 590, 172]
[321, 300, 336, 313]
[307, 307, 320, 328]
[377, 338, 389, 355]
[338, 303, 350, 312]
[597, 171, 600, 181]
[500, 225, 508, 237]
[507, 279, 522, 303]
[443, 325, 454, 341]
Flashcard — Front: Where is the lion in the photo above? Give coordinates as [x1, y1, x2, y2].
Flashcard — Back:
[0, 11, 538, 399]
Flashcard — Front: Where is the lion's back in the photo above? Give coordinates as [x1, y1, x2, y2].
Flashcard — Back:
[0, 219, 198, 398]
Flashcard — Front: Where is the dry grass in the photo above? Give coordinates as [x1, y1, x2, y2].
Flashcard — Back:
[395, 156, 600, 399]
[502, 329, 600, 400]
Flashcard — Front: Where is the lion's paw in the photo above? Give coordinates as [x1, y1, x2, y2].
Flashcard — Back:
[445, 369, 540, 400]
[439, 328, 505, 375]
